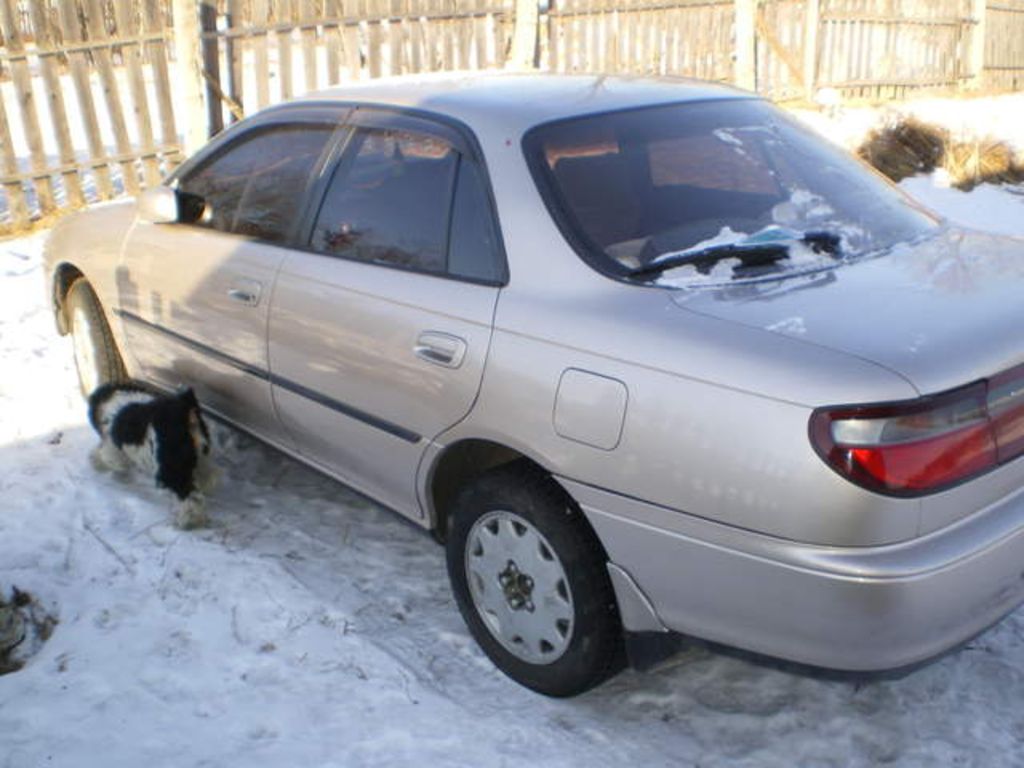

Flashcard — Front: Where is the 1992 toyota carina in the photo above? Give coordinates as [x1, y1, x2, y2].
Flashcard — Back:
[44, 74, 1024, 696]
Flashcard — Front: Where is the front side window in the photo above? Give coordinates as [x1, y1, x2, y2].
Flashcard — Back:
[311, 129, 459, 273]
[177, 124, 336, 243]
[526, 99, 940, 285]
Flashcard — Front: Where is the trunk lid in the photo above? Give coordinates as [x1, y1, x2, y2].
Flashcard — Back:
[671, 229, 1024, 397]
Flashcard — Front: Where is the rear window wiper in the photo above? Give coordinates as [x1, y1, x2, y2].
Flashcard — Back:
[628, 231, 842, 280]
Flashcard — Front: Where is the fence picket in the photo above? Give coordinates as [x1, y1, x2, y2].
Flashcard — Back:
[85, 0, 141, 194]
[27, 0, 85, 208]
[0, 0, 56, 213]
[301, 0, 319, 89]
[143, 0, 179, 168]
[0, 83, 29, 230]
[324, 0, 343, 84]
[114, 0, 161, 185]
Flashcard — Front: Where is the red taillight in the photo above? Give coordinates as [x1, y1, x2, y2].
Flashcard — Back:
[810, 366, 1024, 496]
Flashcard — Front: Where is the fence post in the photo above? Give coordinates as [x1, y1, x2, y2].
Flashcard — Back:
[967, 0, 987, 89]
[199, 2, 224, 136]
[509, 0, 540, 70]
[172, 0, 208, 155]
[734, 0, 757, 91]
[803, 0, 820, 100]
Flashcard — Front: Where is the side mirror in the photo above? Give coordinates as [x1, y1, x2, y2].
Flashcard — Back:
[137, 186, 180, 224]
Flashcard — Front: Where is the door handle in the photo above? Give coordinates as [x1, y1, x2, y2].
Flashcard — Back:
[414, 332, 467, 369]
[227, 280, 262, 307]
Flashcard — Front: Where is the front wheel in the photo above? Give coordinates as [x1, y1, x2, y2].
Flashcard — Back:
[65, 278, 126, 396]
[446, 462, 624, 697]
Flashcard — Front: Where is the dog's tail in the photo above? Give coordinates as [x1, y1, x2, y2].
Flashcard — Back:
[86, 380, 160, 434]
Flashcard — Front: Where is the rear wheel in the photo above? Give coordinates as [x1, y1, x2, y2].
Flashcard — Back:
[65, 279, 126, 396]
[446, 462, 624, 697]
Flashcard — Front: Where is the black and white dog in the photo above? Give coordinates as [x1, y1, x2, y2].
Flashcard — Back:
[88, 381, 216, 529]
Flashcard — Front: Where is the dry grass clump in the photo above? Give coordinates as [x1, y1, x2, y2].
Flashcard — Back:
[857, 118, 946, 182]
[942, 139, 1024, 190]
[0, 586, 57, 675]
[857, 117, 1024, 190]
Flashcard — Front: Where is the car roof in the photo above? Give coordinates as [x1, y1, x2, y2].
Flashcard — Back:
[295, 72, 750, 135]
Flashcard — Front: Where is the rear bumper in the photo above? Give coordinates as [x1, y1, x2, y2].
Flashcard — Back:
[562, 478, 1024, 671]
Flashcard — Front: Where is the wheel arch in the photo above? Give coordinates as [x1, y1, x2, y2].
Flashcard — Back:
[51, 262, 85, 335]
[426, 438, 592, 546]
[426, 438, 529, 542]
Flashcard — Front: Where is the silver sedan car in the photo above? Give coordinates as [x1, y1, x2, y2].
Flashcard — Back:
[44, 74, 1024, 696]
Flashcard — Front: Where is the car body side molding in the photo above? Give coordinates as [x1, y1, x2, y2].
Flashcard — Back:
[115, 309, 422, 444]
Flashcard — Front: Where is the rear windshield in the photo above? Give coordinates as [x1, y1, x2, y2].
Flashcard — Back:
[524, 99, 939, 285]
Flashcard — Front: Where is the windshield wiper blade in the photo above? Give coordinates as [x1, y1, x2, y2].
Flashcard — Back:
[628, 241, 790, 279]
[628, 230, 842, 280]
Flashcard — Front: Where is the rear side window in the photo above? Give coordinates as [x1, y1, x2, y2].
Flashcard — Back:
[526, 99, 938, 280]
[177, 124, 335, 243]
[310, 129, 458, 273]
[647, 133, 778, 194]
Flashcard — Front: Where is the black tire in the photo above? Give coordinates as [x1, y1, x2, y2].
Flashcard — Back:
[65, 278, 126, 396]
[446, 461, 624, 697]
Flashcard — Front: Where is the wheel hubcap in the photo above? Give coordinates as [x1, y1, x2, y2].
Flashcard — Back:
[465, 511, 574, 664]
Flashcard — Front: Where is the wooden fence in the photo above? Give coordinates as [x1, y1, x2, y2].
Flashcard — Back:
[544, 0, 983, 98]
[813, 0, 975, 99]
[546, 0, 736, 83]
[0, 0, 179, 234]
[2, 0, 1024, 236]
[986, 0, 1024, 90]
[199, 0, 514, 135]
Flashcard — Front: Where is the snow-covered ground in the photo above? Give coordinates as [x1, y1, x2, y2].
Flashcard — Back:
[793, 91, 1024, 158]
[2, 173, 1024, 766]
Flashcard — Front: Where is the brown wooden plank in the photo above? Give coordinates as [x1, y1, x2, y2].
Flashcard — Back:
[0, 87, 30, 229]
[0, 0, 57, 214]
[441, 0, 455, 68]
[227, 0, 246, 119]
[423, 0, 439, 70]
[367, 0, 384, 76]
[252, 0, 272, 106]
[548, 0, 560, 71]
[473, 0, 488, 68]
[114, 0, 161, 185]
[575, 0, 586, 71]
[403, 0, 417, 73]
[339, 0, 360, 78]
[388, 0, 404, 75]
[300, 0, 319, 91]
[143, 0, 179, 169]
[635, 0, 646, 73]
[341, 0, 363, 78]
[27, 0, 86, 207]
[755, 5, 806, 89]
[492, 0, 506, 68]
[457, 1, 472, 69]
[57, 0, 115, 199]
[83, 0, 140, 195]
[409, 1, 425, 72]
[277, 0, 295, 98]
[199, 1, 224, 135]
[324, 0, 343, 84]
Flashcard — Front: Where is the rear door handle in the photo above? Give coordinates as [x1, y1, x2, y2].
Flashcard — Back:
[227, 279, 262, 307]
[414, 332, 467, 369]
